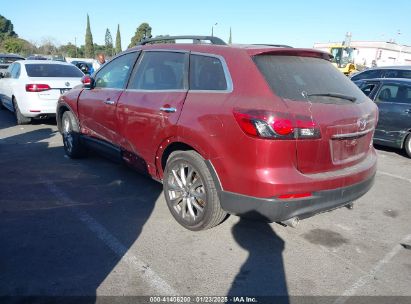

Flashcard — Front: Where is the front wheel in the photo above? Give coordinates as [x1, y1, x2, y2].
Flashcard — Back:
[404, 134, 411, 158]
[163, 151, 227, 231]
[61, 111, 87, 158]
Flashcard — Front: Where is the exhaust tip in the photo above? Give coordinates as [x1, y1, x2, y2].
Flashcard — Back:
[281, 217, 300, 228]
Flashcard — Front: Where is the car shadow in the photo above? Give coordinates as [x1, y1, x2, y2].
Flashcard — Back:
[374, 143, 408, 157]
[0, 128, 162, 300]
[228, 213, 289, 303]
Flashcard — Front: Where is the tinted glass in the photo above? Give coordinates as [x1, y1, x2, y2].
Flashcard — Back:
[95, 52, 138, 89]
[383, 70, 399, 78]
[351, 69, 382, 81]
[399, 70, 411, 78]
[254, 55, 365, 102]
[376, 84, 411, 104]
[128, 52, 186, 90]
[190, 54, 227, 90]
[359, 82, 377, 96]
[25, 64, 84, 77]
[0, 56, 23, 64]
[11, 63, 20, 79]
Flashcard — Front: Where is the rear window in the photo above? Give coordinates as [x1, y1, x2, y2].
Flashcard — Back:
[254, 55, 366, 102]
[25, 64, 84, 77]
[0, 56, 23, 64]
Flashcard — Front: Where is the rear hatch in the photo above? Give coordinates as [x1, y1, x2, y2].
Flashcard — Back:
[254, 53, 377, 174]
[25, 63, 84, 100]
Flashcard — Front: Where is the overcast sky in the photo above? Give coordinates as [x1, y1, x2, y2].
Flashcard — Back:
[3, 0, 410, 49]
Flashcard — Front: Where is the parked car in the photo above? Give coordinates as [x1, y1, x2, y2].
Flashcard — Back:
[354, 78, 411, 157]
[57, 35, 378, 231]
[0, 53, 25, 76]
[26, 55, 48, 60]
[350, 66, 411, 82]
[0, 60, 84, 124]
[71, 60, 94, 75]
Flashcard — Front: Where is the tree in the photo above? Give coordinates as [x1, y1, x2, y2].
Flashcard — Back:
[2, 38, 33, 56]
[59, 43, 79, 58]
[129, 23, 152, 48]
[84, 14, 94, 58]
[115, 24, 122, 54]
[104, 28, 113, 56]
[0, 15, 17, 42]
[228, 27, 232, 44]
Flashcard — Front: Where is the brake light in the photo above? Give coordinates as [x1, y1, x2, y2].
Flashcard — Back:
[233, 109, 321, 139]
[25, 84, 51, 92]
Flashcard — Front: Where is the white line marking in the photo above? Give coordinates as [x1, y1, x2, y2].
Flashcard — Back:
[41, 178, 177, 295]
[378, 171, 411, 184]
[334, 234, 411, 304]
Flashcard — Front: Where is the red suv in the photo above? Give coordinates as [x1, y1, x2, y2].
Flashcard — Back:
[57, 36, 378, 231]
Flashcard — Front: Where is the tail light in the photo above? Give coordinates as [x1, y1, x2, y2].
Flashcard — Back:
[233, 109, 321, 140]
[25, 84, 51, 92]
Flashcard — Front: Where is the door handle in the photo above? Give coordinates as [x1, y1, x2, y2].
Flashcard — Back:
[160, 107, 177, 113]
[103, 99, 115, 105]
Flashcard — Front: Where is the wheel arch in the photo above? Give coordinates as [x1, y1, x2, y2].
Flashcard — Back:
[57, 103, 79, 133]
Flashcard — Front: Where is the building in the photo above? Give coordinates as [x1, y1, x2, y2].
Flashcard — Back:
[313, 41, 411, 68]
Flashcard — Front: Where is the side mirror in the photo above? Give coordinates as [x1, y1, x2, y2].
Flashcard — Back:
[82, 75, 94, 89]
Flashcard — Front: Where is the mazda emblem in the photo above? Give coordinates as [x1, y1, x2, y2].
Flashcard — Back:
[357, 118, 367, 131]
[65, 82, 70, 87]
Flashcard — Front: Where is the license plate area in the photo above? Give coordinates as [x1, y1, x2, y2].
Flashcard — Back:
[60, 88, 70, 94]
[330, 135, 369, 165]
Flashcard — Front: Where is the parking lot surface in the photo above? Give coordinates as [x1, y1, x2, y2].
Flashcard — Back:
[0, 109, 410, 302]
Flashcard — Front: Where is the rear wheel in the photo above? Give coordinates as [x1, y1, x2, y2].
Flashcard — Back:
[13, 98, 31, 125]
[404, 134, 411, 158]
[163, 151, 227, 231]
[61, 111, 87, 158]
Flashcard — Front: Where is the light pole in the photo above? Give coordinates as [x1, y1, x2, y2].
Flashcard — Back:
[211, 23, 218, 37]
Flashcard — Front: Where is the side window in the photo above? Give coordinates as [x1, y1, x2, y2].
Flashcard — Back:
[393, 85, 411, 104]
[359, 83, 377, 96]
[376, 84, 399, 102]
[94, 52, 138, 89]
[4, 63, 15, 78]
[383, 70, 399, 78]
[399, 70, 411, 78]
[11, 63, 20, 79]
[189, 54, 228, 91]
[128, 51, 186, 90]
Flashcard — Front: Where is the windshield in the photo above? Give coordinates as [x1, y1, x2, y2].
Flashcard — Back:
[25, 64, 84, 77]
[330, 47, 355, 67]
[253, 55, 365, 103]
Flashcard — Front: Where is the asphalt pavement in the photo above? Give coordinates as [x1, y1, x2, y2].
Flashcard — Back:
[0, 109, 410, 303]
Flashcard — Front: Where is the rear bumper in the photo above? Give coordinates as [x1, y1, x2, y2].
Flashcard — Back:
[219, 173, 375, 222]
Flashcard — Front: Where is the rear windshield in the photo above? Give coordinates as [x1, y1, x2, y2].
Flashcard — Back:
[0, 56, 23, 64]
[25, 64, 84, 77]
[253, 55, 365, 103]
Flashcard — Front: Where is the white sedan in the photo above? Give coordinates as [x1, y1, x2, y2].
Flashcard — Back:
[0, 60, 84, 124]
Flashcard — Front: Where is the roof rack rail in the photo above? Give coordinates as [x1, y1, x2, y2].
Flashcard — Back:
[253, 44, 293, 48]
[139, 35, 227, 46]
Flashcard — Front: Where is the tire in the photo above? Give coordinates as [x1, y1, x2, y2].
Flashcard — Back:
[163, 151, 227, 231]
[13, 98, 31, 125]
[405, 134, 411, 158]
[61, 111, 87, 158]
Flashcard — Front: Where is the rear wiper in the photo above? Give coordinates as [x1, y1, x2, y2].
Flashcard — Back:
[307, 92, 357, 102]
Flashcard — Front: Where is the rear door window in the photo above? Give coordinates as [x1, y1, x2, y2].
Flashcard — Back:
[189, 54, 228, 91]
[128, 51, 187, 90]
[253, 55, 365, 103]
[25, 64, 84, 77]
[10, 63, 21, 79]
